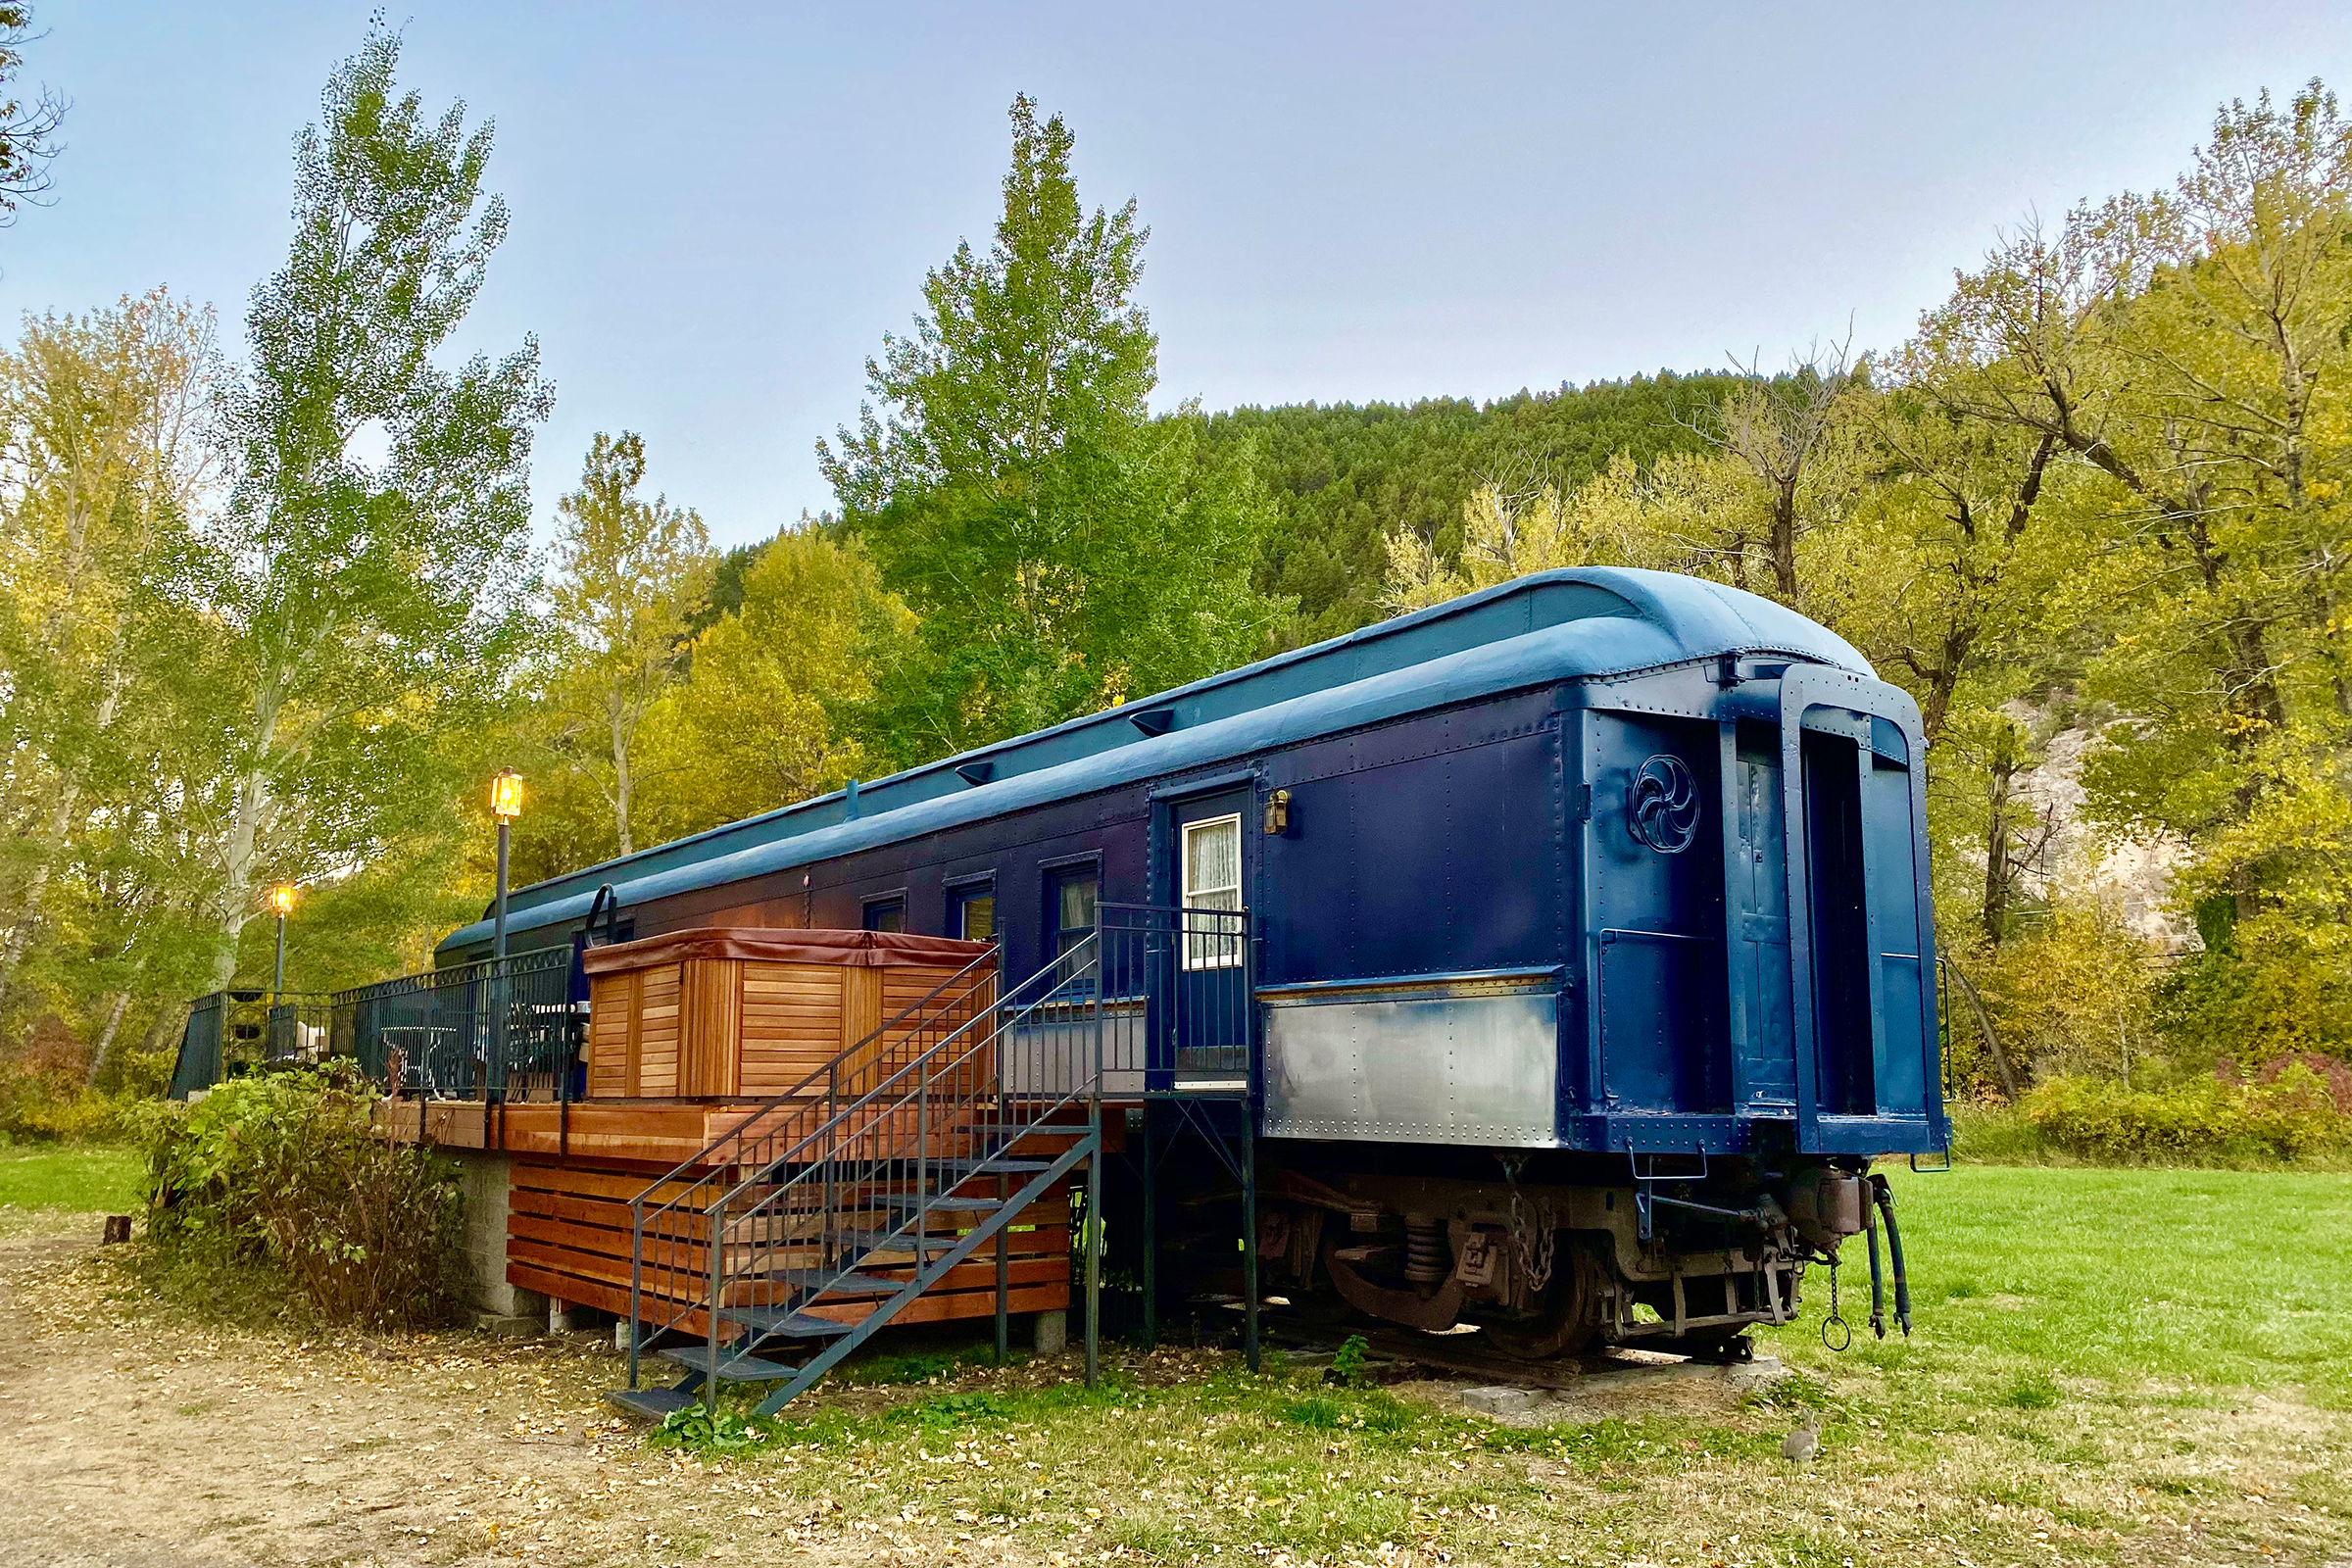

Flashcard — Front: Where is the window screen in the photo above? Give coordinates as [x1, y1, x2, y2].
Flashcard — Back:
[1182, 814, 1243, 969]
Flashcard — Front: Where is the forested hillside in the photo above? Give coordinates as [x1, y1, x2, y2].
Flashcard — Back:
[1207, 374, 1745, 646]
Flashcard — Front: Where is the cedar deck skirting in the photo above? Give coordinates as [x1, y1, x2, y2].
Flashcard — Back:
[374, 1098, 1101, 1337]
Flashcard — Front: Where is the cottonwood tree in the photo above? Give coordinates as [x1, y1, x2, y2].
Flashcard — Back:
[634, 526, 913, 844]
[202, 25, 551, 989]
[1695, 343, 1869, 609]
[0, 3, 65, 225]
[822, 94, 1283, 757]
[548, 431, 711, 858]
[0, 291, 220, 1029]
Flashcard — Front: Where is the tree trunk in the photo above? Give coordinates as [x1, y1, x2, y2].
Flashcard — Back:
[610, 689, 635, 858]
[85, 991, 131, 1089]
[1769, 476, 1801, 605]
[211, 764, 271, 991]
[1981, 728, 2020, 947]
[1943, 960, 2021, 1102]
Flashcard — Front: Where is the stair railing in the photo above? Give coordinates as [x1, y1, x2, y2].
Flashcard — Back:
[624, 947, 1001, 1383]
[634, 932, 1110, 1404]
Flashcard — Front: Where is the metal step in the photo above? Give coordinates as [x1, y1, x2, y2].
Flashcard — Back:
[927, 1156, 1054, 1175]
[874, 1193, 1004, 1213]
[776, 1268, 902, 1294]
[834, 1228, 958, 1256]
[717, 1304, 862, 1336]
[604, 1383, 701, 1421]
[656, 1344, 806, 1382]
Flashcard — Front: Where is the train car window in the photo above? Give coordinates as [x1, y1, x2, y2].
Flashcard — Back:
[1181, 813, 1243, 969]
[954, 888, 996, 942]
[862, 897, 906, 933]
[1047, 866, 1098, 987]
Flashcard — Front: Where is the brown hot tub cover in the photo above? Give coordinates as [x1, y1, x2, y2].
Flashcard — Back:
[579, 925, 995, 975]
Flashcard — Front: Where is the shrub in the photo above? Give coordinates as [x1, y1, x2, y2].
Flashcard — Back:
[0, 1013, 134, 1144]
[139, 1065, 464, 1327]
[2024, 1064, 2352, 1163]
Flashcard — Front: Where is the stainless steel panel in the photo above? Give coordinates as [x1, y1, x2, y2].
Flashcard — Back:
[1262, 990, 1558, 1146]
[1004, 998, 1147, 1098]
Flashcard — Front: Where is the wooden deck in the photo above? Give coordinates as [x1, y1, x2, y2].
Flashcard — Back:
[376, 1096, 1110, 1337]
[502, 1156, 1074, 1338]
[376, 1096, 1122, 1160]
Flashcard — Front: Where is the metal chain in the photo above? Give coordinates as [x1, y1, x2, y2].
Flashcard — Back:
[1497, 1156, 1556, 1294]
[1821, 1256, 1852, 1351]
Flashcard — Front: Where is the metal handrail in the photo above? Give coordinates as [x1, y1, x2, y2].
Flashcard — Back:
[624, 947, 1011, 1376]
[626, 936, 1106, 1397]
[634, 946, 1003, 1224]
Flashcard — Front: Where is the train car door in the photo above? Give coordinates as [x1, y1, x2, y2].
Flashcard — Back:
[1157, 788, 1253, 1088]
[1780, 668, 1944, 1155]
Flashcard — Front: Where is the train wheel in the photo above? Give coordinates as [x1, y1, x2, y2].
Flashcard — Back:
[1486, 1243, 1605, 1360]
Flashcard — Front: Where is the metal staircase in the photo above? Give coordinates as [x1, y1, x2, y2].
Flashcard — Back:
[607, 931, 1113, 1420]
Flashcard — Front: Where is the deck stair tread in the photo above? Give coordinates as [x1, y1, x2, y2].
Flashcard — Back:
[655, 1345, 807, 1381]
[773, 1268, 902, 1293]
[874, 1194, 1004, 1213]
[835, 1228, 958, 1254]
[712, 1306, 860, 1337]
[927, 1156, 1054, 1174]
[607, 1385, 702, 1421]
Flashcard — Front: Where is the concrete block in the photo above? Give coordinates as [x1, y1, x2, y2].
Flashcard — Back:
[1459, 1385, 1541, 1417]
[441, 1146, 547, 1321]
[1033, 1308, 1068, 1355]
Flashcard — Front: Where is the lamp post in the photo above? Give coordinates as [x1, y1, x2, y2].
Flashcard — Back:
[489, 769, 524, 958]
[486, 770, 525, 1121]
[267, 884, 298, 997]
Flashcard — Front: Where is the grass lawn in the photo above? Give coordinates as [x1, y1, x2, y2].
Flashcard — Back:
[641, 1163, 2352, 1567]
[0, 1144, 143, 1216]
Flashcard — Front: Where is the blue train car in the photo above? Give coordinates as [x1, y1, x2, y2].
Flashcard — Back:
[443, 566, 1941, 1353]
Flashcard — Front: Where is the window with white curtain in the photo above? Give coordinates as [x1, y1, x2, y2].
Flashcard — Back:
[1181, 813, 1242, 969]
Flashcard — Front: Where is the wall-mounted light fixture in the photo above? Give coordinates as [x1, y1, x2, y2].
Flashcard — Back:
[1263, 788, 1293, 836]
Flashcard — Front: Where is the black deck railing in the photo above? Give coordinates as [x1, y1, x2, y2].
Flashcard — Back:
[612, 903, 1259, 1418]
[170, 990, 339, 1098]
[170, 945, 582, 1102]
[337, 945, 580, 1102]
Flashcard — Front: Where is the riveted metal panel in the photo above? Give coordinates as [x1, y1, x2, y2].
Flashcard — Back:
[1262, 989, 1559, 1147]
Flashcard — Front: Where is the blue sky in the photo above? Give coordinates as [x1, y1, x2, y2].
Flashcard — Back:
[9, 2, 2349, 548]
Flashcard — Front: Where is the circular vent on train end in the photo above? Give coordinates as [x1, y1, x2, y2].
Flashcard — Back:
[1627, 754, 1701, 854]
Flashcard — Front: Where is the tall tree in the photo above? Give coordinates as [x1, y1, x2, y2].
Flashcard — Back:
[1693, 346, 1869, 610]
[548, 431, 711, 858]
[822, 94, 1283, 757]
[0, 291, 220, 1022]
[202, 24, 551, 989]
[634, 527, 912, 844]
[0, 3, 65, 225]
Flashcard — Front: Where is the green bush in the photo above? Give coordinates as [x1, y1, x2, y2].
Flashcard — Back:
[2024, 1064, 2352, 1164]
[0, 1070, 132, 1144]
[139, 1066, 464, 1327]
[1947, 1100, 2048, 1163]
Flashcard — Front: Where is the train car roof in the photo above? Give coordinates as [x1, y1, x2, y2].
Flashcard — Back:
[439, 566, 1869, 956]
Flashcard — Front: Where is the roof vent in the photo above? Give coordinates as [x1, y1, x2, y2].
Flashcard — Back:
[1128, 709, 1176, 737]
[955, 760, 995, 786]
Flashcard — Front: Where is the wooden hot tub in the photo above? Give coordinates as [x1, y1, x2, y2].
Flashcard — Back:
[578, 926, 997, 1100]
